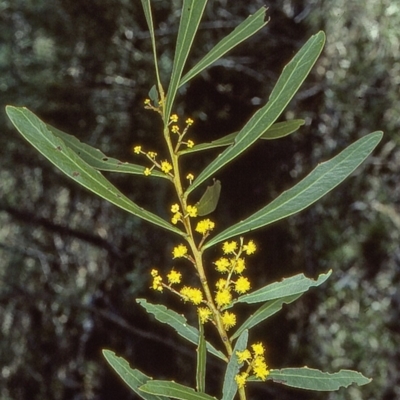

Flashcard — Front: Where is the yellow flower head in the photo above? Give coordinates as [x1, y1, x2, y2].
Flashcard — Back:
[236, 349, 252, 364]
[147, 151, 157, 159]
[221, 311, 236, 330]
[161, 160, 173, 174]
[144, 167, 152, 176]
[170, 114, 179, 123]
[234, 276, 251, 294]
[252, 342, 265, 356]
[186, 118, 194, 126]
[243, 240, 257, 255]
[186, 205, 198, 217]
[167, 269, 182, 285]
[187, 140, 195, 148]
[171, 212, 183, 225]
[223, 241, 238, 254]
[253, 356, 269, 380]
[215, 288, 232, 308]
[232, 257, 246, 274]
[215, 278, 227, 290]
[150, 270, 163, 291]
[235, 372, 248, 389]
[214, 257, 230, 273]
[144, 98, 151, 105]
[186, 173, 194, 181]
[198, 307, 213, 324]
[172, 244, 188, 258]
[195, 219, 215, 235]
[180, 286, 203, 305]
[133, 145, 142, 154]
[171, 203, 180, 213]
[171, 125, 180, 134]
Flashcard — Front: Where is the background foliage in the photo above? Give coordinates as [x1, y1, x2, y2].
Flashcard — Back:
[0, 1, 398, 399]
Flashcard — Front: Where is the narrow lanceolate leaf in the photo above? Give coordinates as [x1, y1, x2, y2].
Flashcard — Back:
[102, 350, 170, 400]
[136, 299, 227, 362]
[6, 106, 184, 237]
[141, 0, 163, 93]
[195, 180, 221, 216]
[234, 271, 331, 306]
[230, 294, 303, 341]
[179, 7, 268, 87]
[47, 123, 169, 179]
[164, 0, 208, 121]
[266, 368, 371, 391]
[203, 131, 383, 249]
[140, 381, 217, 400]
[185, 31, 325, 197]
[179, 120, 305, 155]
[196, 320, 206, 393]
[221, 330, 248, 400]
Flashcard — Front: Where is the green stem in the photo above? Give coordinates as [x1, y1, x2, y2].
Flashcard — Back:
[165, 114, 246, 399]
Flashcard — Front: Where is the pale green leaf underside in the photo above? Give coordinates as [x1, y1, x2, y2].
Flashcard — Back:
[203, 131, 383, 249]
[5, 106, 184, 237]
[266, 368, 371, 391]
[140, 381, 217, 400]
[179, 120, 304, 155]
[222, 330, 248, 400]
[185, 31, 325, 197]
[47, 123, 168, 179]
[164, 0, 208, 121]
[136, 299, 227, 362]
[230, 293, 303, 341]
[234, 270, 331, 305]
[179, 7, 268, 87]
[195, 180, 221, 216]
[102, 350, 170, 400]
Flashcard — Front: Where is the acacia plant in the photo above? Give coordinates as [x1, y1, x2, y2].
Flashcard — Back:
[6, 1, 382, 399]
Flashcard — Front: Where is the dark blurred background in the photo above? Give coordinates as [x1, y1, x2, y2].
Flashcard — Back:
[1, 0, 399, 399]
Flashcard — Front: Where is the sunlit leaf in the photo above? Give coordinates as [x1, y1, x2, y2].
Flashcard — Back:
[265, 367, 371, 391]
[179, 7, 268, 87]
[164, 0, 208, 121]
[102, 350, 169, 400]
[221, 330, 248, 400]
[179, 120, 305, 155]
[137, 299, 227, 362]
[140, 381, 217, 400]
[203, 131, 383, 249]
[185, 32, 325, 197]
[47, 123, 168, 179]
[230, 294, 303, 341]
[234, 271, 331, 305]
[6, 106, 184, 237]
[141, 0, 163, 94]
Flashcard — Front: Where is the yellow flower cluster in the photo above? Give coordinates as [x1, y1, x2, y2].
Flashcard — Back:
[143, 97, 163, 113]
[213, 239, 255, 310]
[151, 269, 163, 292]
[198, 307, 213, 324]
[170, 204, 198, 225]
[195, 219, 215, 235]
[131, 145, 173, 177]
[172, 244, 188, 258]
[150, 246, 204, 307]
[180, 286, 203, 305]
[168, 114, 195, 151]
[235, 342, 270, 388]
